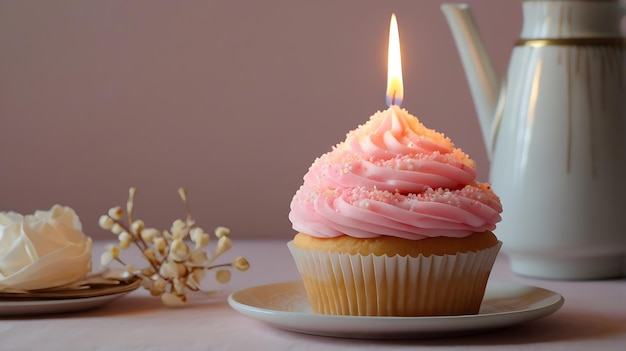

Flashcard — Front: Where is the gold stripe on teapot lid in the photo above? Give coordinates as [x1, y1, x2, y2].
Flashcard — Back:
[516, 38, 626, 47]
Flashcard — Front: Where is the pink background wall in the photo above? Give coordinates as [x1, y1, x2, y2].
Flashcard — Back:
[0, 0, 521, 240]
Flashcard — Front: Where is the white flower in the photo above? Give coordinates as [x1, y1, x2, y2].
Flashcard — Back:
[98, 215, 114, 230]
[140, 228, 160, 243]
[161, 292, 186, 307]
[172, 278, 185, 294]
[98, 188, 251, 307]
[215, 269, 231, 283]
[215, 236, 232, 256]
[131, 220, 145, 235]
[170, 219, 187, 239]
[100, 245, 119, 266]
[0, 205, 92, 291]
[108, 206, 124, 220]
[159, 261, 185, 279]
[190, 227, 209, 248]
[140, 267, 155, 277]
[111, 223, 124, 235]
[153, 237, 167, 255]
[118, 232, 133, 249]
[214, 226, 230, 238]
[150, 278, 167, 296]
[233, 256, 250, 271]
[168, 239, 189, 262]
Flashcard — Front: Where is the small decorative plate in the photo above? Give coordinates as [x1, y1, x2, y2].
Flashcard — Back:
[228, 280, 564, 339]
[0, 277, 141, 316]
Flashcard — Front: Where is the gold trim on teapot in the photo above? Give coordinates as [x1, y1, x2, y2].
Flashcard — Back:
[516, 38, 626, 47]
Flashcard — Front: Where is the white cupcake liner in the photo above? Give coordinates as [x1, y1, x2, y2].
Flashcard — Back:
[288, 240, 502, 316]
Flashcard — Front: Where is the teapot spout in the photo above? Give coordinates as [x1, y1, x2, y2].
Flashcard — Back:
[441, 3, 500, 159]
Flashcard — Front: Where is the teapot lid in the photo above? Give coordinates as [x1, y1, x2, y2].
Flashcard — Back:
[521, 0, 624, 39]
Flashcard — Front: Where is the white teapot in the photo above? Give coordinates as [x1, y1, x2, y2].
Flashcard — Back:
[442, 1, 625, 279]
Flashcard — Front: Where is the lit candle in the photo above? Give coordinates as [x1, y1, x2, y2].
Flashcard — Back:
[386, 13, 403, 107]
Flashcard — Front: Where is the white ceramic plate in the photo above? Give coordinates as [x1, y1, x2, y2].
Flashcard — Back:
[0, 278, 141, 317]
[228, 280, 564, 339]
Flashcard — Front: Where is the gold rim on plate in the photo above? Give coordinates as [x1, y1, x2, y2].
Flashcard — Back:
[0, 277, 142, 301]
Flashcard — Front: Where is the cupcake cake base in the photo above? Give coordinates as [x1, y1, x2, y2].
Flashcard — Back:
[288, 232, 501, 317]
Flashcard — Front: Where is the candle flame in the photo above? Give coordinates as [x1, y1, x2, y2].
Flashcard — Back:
[386, 13, 403, 107]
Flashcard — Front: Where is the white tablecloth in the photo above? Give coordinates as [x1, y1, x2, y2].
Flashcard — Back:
[1, 240, 625, 350]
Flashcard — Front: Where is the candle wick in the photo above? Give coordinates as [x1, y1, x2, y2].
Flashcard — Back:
[386, 89, 401, 107]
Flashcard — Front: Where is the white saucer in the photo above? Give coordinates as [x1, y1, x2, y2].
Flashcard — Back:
[0, 278, 141, 317]
[228, 280, 564, 339]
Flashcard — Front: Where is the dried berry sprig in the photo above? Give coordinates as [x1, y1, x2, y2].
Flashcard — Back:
[99, 187, 250, 307]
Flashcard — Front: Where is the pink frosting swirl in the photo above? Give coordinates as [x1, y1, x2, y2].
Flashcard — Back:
[289, 106, 502, 240]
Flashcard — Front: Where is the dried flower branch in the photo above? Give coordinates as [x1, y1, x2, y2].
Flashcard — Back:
[99, 187, 250, 307]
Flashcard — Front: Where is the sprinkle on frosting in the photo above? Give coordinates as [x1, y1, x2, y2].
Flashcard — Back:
[289, 106, 502, 240]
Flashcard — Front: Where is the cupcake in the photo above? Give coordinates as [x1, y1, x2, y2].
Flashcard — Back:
[288, 105, 502, 316]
